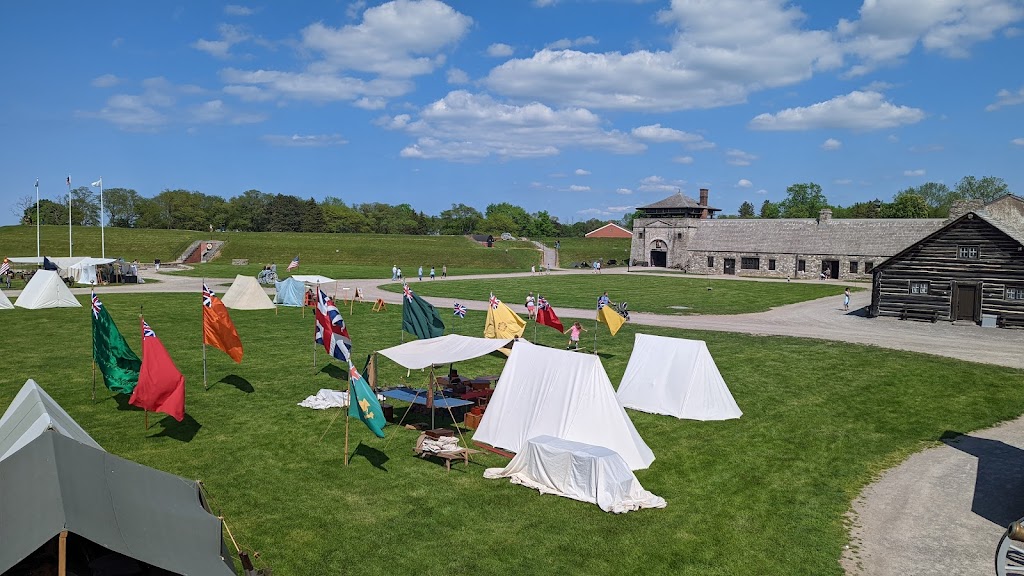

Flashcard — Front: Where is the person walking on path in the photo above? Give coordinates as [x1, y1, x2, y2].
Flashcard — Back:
[598, 291, 610, 308]
[526, 292, 536, 320]
[844, 287, 851, 311]
[441, 264, 447, 279]
[392, 265, 397, 281]
[397, 267, 403, 281]
[418, 265, 423, 281]
[430, 266, 435, 280]
[564, 321, 586, 350]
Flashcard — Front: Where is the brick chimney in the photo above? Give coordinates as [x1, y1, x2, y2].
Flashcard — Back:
[699, 188, 709, 219]
[817, 208, 832, 224]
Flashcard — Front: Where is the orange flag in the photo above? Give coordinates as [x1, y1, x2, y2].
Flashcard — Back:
[203, 283, 243, 363]
[130, 317, 185, 421]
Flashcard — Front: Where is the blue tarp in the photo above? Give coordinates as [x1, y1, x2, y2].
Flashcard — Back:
[274, 277, 305, 307]
[381, 387, 474, 409]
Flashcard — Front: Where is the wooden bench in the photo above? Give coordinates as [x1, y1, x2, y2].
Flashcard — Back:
[418, 448, 483, 472]
[899, 306, 939, 323]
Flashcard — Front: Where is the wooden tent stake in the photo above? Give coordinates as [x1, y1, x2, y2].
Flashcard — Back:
[58, 530, 67, 576]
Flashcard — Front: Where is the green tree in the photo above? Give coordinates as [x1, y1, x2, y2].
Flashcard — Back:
[845, 199, 883, 219]
[227, 189, 272, 231]
[899, 182, 955, 217]
[621, 210, 640, 229]
[103, 188, 145, 227]
[738, 201, 755, 218]
[321, 197, 371, 233]
[301, 198, 326, 233]
[485, 202, 531, 236]
[880, 191, 929, 218]
[778, 183, 828, 218]
[526, 210, 558, 237]
[759, 199, 781, 219]
[954, 175, 1009, 204]
[437, 203, 483, 235]
[22, 198, 68, 225]
[267, 194, 304, 232]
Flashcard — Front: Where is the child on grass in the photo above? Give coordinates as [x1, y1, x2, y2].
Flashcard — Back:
[565, 321, 586, 350]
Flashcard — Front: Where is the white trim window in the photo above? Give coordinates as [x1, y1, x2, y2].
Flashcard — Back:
[1007, 287, 1024, 300]
[957, 245, 979, 260]
[910, 281, 930, 294]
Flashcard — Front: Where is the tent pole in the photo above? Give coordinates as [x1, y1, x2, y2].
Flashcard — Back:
[92, 360, 96, 401]
[58, 530, 68, 576]
[429, 365, 435, 430]
[144, 410, 148, 430]
[344, 376, 351, 466]
[593, 318, 598, 354]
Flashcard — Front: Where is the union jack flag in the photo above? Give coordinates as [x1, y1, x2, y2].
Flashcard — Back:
[453, 302, 466, 318]
[287, 256, 300, 271]
[402, 284, 414, 302]
[315, 288, 352, 362]
[537, 296, 549, 310]
[0, 259, 10, 276]
[142, 319, 156, 338]
[91, 291, 102, 319]
[488, 293, 500, 309]
[202, 283, 215, 307]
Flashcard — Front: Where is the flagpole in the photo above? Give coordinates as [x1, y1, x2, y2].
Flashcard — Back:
[141, 309, 148, 430]
[344, 375, 351, 466]
[313, 283, 319, 373]
[67, 175, 72, 258]
[91, 294, 96, 401]
[96, 178, 105, 259]
[202, 279, 209, 390]
[593, 318, 598, 355]
[34, 179, 40, 260]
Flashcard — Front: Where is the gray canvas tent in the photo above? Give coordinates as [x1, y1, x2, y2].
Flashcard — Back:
[274, 277, 305, 307]
[0, 380, 236, 575]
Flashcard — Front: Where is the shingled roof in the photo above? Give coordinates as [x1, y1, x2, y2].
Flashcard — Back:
[686, 218, 946, 256]
[639, 192, 719, 212]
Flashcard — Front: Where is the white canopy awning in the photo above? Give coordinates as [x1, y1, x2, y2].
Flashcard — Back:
[6, 256, 114, 268]
[377, 334, 514, 370]
[290, 274, 336, 285]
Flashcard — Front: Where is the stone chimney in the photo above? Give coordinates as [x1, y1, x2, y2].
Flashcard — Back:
[817, 208, 832, 224]
[699, 188, 709, 219]
[948, 199, 985, 221]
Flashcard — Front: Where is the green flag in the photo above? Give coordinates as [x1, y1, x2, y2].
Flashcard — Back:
[91, 292, 141, 394]
[347, 364, 385, 438]
[401, 284, 445, 340]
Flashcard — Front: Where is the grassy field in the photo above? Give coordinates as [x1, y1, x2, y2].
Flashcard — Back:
[0, 226, 541, 278]
[382, 274, 860, 315]
[2, 293, 1022, 575]
[538, 237, 632, 268]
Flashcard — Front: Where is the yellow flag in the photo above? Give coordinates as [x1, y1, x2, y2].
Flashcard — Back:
[597, 305, 625, 336]
[484, 298, 526, 339]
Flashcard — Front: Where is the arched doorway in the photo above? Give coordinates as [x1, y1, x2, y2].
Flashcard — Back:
[649, 239, 668, 267]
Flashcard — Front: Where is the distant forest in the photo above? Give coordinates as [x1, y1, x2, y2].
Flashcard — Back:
[12, 175, 1011, 236]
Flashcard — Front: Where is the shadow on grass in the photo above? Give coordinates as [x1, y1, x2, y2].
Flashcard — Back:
[147, 413, 202, 443]
[217, 374, 255, 393]
[319, 364, 348, 381]
[112, 393, 141, 412]
[941, 430, 1024, 527]
[351, 442, 389, 471]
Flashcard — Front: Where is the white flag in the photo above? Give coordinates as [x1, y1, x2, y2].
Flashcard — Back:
[91, 180, 102, 187]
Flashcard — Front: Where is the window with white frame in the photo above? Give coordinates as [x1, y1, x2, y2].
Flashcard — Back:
[958, 245, 979, 259]
[910, 281, 929, 294]
[1007, 287, 1024, 300]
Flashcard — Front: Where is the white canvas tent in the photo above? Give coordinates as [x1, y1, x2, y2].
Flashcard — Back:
[378, 334, 514, 369]
[8, 256, 115, 285]
[616, 334, 742, 421]
[474, 340, 655, 470]
[0, 289, 12, 310]
[14, 270, 81, 309]
[0, 379, 102, 462]
[221, 274, 276, 310]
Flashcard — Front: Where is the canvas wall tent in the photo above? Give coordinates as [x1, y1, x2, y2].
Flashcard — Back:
[221, 274, 276, 310]
[0, 380, 102, 462]
[378, 334, 514, 369]
[0, 380, 236, 575]
[8, 256, 116, 285]
[474, 340, 655, 470]
[275, 277, 305, 306]
[14, 269, 81, 309]
[616, 334, 742, 421]
[0, 289, 12, 310]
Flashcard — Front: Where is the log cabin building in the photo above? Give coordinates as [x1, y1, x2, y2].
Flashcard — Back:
[869, 195, 1024, 326]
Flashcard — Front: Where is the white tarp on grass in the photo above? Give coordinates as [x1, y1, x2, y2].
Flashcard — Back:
[378, 334, 514, 369]
[0, 290, 12, 310]
[474, 340, 655, 470]
[484, 435, 666, 513]
[14, 270, 81, 309]
[0, 379, 102, 462]
[221, 274, 276, 310]
[616, 334, 742, 421]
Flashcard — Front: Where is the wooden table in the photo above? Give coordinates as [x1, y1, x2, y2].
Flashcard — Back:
[425, 448, 482, 471]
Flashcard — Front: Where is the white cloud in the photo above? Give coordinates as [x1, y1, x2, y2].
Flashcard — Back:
[861, 80, 895, 92]
[616, 188, 633, 195]
[838, 0, 1024, 74]
[1012, 138, 1024, 146]
[354, 97, 387, 110]
[577, 208, 605, 215]
[887, 134, 900, 143]
[224, 5, 255, 16]
[736, 179, 753, 188]
[749, 91, 925, 131]
[446, 68, 469, 84]
[904, 168, 926, 176]
[186, 99, 265, 124]
[193, 24, 250, 59]
[80, 94, 168, 131]
[755, 189, 768, 195]
[638, 175, 685, 193]
[575, 168, 591, 175]
[223, 85, 275, 102]
[673, 155, 694, 164]
[578, 205, 634, 217]
[346, 1, 367, 20]
[986, 87, 1024, 111]
[262, 133, 348, 147]
[487, 43, 515, 57]
[726, 149, 757, 166]
[821, 137, 843, 150]
[545, 36, 598, 50]
[387, 90, 644, 161]
[568, 185, 591, 192]
[631, 123, 705, 144]
[534, 0, 558, 6]
[222, 68, 412, 103]
[79, 77, 214, 131]
[834, 178, 853, 185]
[91, 74, 120, 88]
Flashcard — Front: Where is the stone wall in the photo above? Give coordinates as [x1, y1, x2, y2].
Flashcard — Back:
[630, 218, 695, 267]
[683, 250, 883, 280]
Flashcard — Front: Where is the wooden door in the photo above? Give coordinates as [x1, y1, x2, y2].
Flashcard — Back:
[956, 284, 977, 320]
[724, 258, 735, 275]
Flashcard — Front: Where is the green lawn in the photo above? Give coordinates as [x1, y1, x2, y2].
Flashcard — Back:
[383, 274, 860, 315]
[538, 237, 632, 268]
[0, 225, 203, 262]
[2, 293, 1022, 575]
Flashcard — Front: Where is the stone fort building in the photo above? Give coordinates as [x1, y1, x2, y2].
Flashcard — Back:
[629, 189, 944, 280]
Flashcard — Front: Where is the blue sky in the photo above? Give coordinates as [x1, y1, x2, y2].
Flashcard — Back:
[2, 0, 1022, 226]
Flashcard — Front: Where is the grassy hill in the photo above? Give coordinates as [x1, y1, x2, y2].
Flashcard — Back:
[0, 226, 540, 278]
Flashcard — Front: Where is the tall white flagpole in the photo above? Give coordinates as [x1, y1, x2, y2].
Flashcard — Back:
[67, 175, 72, 257]
[92, 178, 104, 258]
[34, 179, 40, 260]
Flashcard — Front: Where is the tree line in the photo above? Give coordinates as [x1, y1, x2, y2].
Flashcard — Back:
[13, 189, 605, 237]
[730, 176, 1011, 220]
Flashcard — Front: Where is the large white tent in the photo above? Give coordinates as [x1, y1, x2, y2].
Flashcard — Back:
[221, 274, 276, 310]
[616, 334, 742, 421]
[474, 340, 655, 470]
[7, 256, 115, 285]
[378, 334, 514, 369]
[14, 270, 81, 309]
[0, 289, 12, 310]
[0, 379, 102, 462]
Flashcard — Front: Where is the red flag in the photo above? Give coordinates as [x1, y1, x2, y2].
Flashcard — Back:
[202, 283, 243, 363]
[536, 296, 564, 333]
[130, 318, 185, 421]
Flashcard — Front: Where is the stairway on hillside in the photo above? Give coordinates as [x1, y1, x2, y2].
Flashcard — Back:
[180, 240, 225, 264]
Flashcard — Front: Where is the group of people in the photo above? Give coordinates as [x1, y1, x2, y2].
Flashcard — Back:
[393, 264, 446, 281]
[520, 290, 617, 351]
[96, 260, 139, 285]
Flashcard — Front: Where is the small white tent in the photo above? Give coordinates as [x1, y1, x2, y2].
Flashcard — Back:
[616, 333, 741, 421]
[14, 270, 81, 309]
[0, 379, 102, 462]
[474, 340, 655, 470]
[0, 289, 12, 310]
[221, 274, 276, 310]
